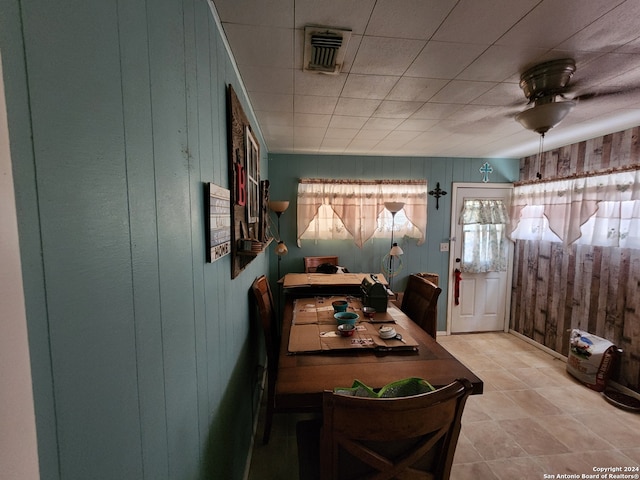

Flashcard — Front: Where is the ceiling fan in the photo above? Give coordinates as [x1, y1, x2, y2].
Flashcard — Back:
[514, 57, 637, 136]
[514, 58, 578, 136]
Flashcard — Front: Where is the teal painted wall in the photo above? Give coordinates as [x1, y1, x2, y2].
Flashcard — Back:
[1, 1, 267, 479]
[267, 154, 520, 330]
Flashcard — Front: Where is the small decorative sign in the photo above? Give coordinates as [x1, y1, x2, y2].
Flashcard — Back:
[480, 162, 493, 183]
[206, 183, 231, 263]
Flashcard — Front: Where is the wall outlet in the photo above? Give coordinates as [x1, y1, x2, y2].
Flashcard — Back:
[440, 243, 449, 252]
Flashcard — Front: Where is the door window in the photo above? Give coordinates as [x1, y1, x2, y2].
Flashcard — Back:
[460, 199, 509, 273]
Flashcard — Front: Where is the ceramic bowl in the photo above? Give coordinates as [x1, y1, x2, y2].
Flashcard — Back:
[334, 311, 359, 326]
[362, 306, 376, 319]
[332, 300, 348, 312]
[337, 323, 356, 337]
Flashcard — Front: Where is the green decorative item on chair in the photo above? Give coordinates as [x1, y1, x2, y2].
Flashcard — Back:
[334, 377, 434, 398]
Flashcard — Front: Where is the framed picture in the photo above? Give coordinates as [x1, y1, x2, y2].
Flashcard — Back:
[246, 126, 260, 224]
[205, 183, 231, 263]
[227, 84, 265, 278]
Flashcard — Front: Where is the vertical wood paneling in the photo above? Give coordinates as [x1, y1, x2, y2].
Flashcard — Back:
[512, 126, 640, 392]
[7, 1, 268, 478]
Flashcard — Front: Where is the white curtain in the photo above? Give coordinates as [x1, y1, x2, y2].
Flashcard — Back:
[510, 169, 640, 249]
[459, 199, 509, 273]
[297, 179, 428, 248]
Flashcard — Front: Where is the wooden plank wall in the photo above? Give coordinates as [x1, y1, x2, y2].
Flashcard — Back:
[511, 127, 640, 393]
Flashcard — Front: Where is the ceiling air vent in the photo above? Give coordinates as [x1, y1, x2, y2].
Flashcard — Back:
[303, 25, 351, 75]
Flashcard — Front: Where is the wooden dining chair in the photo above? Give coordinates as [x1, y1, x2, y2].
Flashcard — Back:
[400, 273, 442, 339]
[310, 378, 473, 480]
[303, 256, 339, 273]
[250, 274, 281, 444]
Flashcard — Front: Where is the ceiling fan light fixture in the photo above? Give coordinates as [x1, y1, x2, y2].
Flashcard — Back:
[515, 100, 575, 135]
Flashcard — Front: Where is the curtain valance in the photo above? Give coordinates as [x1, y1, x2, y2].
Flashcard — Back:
[297, 179, 428, 248]
[510, 169, 640, 247]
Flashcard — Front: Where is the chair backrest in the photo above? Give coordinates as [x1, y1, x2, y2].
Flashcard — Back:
[401, 274, 442, 338]
[303, 256, 339, 273]
[251, 275, 279, 372]
[320, 379, 473, 480]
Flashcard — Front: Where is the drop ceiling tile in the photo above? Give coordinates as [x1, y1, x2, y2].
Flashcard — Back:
[294, 126, 327, 138]
[433, 0, 538, 45]
[340, 34, 362, 73]
[355, 129, 388, 141]
[242, 66, 294, 94]
[447, 105, 507, 123]
[457, 45, 548, 82]
[372, 100, 423, 119]
[324, 127, 360, 139]
[429, 80, 495, 104]
[222, 23, 294, 69]
[328, 115, 369, 129]
[294, 70, 347, 96]
[294, 0, 376, 34]
[341, 74, 399, 99]
[495, 0, 623, 49]
[557, 1, 640, 53]
[362, 117, 404, 130]
[294, 96, 338, 115]
[411, 102, 463, 120]
[365, 0, 456, 40]
[321, 137, 352, 149]
[383, 130, 422, 142]
[334, 97, 381, 116]
[293, 112, 332, 128]
[616, 35, 640, 54]
[351, 37, 426, 76]
[345, 138, 378, 152]
[572, 53, 640, 88]
[263, 124, 293, 137]
[254, 111, 294, 127]
[212, 0, 293, 27]
[396, 118, 440, 131]
[471, 82, 524, 107]
[406, 42, 487, 79]
[250, 92, 293, 112]
[294, 137, 322, 150]
[387, 77, 448, 102]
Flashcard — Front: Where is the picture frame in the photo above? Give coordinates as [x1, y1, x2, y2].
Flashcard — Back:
[205, 183, 231, 263]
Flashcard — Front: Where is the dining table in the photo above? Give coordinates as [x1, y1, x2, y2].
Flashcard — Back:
[275, 275, 483, 411]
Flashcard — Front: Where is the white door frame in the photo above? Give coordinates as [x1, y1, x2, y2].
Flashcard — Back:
[445, 182, 514, 335]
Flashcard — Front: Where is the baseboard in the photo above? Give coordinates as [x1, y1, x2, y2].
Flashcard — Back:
[508, 329, 640, 401]
[508, 329, 567, 361]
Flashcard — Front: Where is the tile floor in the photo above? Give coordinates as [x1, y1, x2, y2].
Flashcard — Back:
[246, 332, 640, 480]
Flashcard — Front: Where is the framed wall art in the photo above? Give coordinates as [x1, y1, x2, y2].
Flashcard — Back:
[227, 84, 270, 278]
[205, 183, 231, 263]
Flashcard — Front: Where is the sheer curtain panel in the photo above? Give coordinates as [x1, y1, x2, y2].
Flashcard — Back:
[297, 179, 428, 248]
[510, 169, 640, 249]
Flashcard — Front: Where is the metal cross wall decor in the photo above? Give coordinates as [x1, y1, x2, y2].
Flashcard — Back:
[480, 162, 493, 183]
[428, 182, 447, 210]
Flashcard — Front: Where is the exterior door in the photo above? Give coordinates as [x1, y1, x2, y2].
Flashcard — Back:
[448, 183, 513, 333]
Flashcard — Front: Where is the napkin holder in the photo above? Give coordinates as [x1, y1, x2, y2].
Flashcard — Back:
[360, 274, 388, 312]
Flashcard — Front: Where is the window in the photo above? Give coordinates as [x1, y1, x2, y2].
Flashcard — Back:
[459, 199, 509, 272]
[297, 179, 428, 248]
[510, 169, 640, 249]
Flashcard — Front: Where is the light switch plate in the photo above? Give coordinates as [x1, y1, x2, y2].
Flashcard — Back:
[440, 243, 449, 252]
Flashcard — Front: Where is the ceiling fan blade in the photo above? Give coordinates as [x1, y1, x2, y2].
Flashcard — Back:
[572, 86, 640, 102]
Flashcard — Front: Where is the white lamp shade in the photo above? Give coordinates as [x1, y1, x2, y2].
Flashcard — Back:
[275, 241, 288, 256]
[515, 101, 575, 135]
[389, 243, 403, 256]
[384, 201, 405, 213]
[269, 200, 290, 213]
